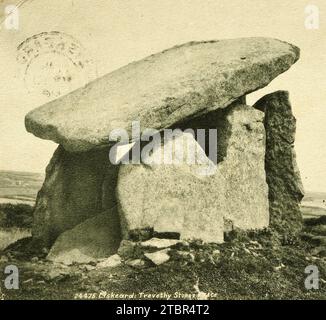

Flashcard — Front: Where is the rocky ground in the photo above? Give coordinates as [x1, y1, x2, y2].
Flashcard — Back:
[1, 215, 326, 300]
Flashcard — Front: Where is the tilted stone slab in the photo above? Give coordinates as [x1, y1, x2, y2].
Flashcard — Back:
[47, 211, 121, 265]
[32, 145, 119, 246]
[25, 38, 299, 152]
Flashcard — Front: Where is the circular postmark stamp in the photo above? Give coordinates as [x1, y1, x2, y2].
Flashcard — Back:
[16, 31, 95, 98]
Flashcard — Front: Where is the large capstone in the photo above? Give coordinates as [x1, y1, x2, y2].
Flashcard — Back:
[25, 38, 299, 152]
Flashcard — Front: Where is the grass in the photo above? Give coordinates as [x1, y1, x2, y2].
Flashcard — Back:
[0, 203, 325, 300]
[0, 203, 34, 229]
[0, 203, 33, 251]
[1, 222, 325, 300]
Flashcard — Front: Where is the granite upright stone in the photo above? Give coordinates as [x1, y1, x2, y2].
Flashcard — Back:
[254, 91, 304, 235]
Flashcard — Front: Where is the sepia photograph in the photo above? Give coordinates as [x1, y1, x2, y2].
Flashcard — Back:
[0, 0, 325, 306]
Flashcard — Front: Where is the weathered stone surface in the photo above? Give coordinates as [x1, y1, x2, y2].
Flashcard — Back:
[47, 249, 95, 266]
[254, 91, 304, 235]
[140, 238, 181, 249]
[97, 254, 122, 269]
[47, 211, 121, 264]
[117, 132, 226, 243]
[117, 100, 269, 242]
[33, 146, 119, 246]
[125, 259, 146, 268]
[219, 104, 269, 229]
[144, 249, 170, 265]
[25, 38, 299, 152]
[181, 99, 269, 230]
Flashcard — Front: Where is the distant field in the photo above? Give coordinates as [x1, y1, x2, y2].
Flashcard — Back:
[302, 191, 326, 207]
[303, 191, 326, 200]
[301, 191, 326, 219]
[0, 170, 44, 204]
[301, 205, 326, 218]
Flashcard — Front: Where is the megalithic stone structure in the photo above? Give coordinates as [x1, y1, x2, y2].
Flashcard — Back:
[24, 38, 303, 262]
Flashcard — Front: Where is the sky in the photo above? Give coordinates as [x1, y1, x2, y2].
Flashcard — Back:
[0, 0, 325, 192]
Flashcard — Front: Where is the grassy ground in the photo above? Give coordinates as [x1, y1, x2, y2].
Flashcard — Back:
[0, 203, 32, 251]
[0, 203, 33, 229]
[1, 217, 325, 300]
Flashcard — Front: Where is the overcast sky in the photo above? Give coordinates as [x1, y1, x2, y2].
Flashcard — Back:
[0, 0, 325, 192]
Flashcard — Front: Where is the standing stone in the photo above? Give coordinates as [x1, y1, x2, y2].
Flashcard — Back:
[117, 132, 226, 243]
[179, 99, 269, 231]
[220, 103, 269, 230]
[33, 146, 119, 246]
[254, 91, 304, 235]
[117, 99, 269, 242]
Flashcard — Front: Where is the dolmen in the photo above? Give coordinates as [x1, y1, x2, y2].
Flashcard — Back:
[25, 37, 304, 263]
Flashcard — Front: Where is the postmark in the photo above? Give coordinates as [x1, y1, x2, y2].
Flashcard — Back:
[16, 31, 95, 98]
